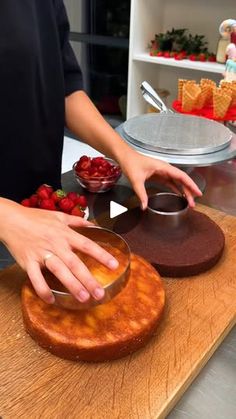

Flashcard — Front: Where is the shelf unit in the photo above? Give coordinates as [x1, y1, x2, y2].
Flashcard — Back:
[127, 0, 236, 119]
[133, 53, 225, 73]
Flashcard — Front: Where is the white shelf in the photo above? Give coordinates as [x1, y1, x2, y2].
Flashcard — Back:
[127, 0, 235, 119]
[133, 53, 225, 74]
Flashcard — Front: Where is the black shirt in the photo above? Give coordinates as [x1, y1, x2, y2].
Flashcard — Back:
[0, 0, 83, 201]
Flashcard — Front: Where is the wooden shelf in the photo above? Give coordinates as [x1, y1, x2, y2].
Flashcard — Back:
[133, 53, 225, 74]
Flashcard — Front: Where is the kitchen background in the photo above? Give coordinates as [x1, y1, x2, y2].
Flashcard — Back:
[62, 0, 131, 173]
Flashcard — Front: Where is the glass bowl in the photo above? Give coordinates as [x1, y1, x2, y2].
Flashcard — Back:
[73, 157, 121, 193]
[45, 226, 131, 310]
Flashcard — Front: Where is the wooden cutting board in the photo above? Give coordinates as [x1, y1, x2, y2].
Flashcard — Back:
[0, 204, 235, 419]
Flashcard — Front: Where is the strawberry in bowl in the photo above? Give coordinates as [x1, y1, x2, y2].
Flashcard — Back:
[73, 156, 122, 193]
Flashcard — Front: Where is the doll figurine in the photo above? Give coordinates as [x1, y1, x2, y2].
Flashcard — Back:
[219, 19, 236, 81]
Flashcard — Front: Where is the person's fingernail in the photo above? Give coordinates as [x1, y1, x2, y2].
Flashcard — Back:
[77, 290, 90, 302]
[93, 287, 105, 300]
[108, 258, 119, 269]
[47, 294, 55, 304]
[141, 202, 146, 210]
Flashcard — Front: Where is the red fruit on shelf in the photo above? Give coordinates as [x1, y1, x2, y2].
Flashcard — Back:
[36, 184, 53, 200]
[71, 205, 85, 218]
[208, 54, 216, 62]
[175, 52, 185, 60]
[198, 53, 206, 62]
[39, 198, 56, 211]
[58, 197, 75, 213]
[51, 189, 66, 203]
[163, 51, 171, 58]
[189, 54, 197, 61]
[76, 195, 87, 209]
[157, 51, 163, 57]
[21, 198, 31, 207]
[29, 194, 39, 208]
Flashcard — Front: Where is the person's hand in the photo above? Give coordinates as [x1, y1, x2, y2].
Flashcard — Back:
[0, 199, 118, 304]
[119, 151, 202, 209]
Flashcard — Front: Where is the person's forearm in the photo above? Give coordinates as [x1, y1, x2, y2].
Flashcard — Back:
[65, 91, 136, 165]
[0, 198, 21, 242]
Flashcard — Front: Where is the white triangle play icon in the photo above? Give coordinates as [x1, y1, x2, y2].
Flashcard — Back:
[110, 201, 128, 219]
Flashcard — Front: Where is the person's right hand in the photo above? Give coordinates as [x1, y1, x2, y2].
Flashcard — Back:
[0, 198, 118, 304]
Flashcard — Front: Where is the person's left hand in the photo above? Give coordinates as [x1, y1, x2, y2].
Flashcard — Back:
[119, 151, 202, 209]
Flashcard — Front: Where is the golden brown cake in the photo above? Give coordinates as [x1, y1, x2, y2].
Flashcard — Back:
[21, 254, 165, 362]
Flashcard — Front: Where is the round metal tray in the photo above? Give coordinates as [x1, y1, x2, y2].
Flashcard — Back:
[117, 124, 236, 167]
[123, 113, 232, 156]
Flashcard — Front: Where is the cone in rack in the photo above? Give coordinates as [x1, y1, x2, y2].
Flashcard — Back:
[195, 86, 209, 109]
[178, 79, 195, 102]
[200, 79, 216, 106]
[213, 88, 232, 119]
[182, 83, 201, 112]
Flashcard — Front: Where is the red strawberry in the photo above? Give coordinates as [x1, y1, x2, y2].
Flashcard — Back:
[58, 197, 75, 213]
[163, 51, 170, 58]
[75, 157, 91, 172]
[79, 155, 90, 163]
[51, 189, 66, 203]
[39, 198, 56, 211]
[198, 53, 206, 62]
[71, 205, 85, 218]
[76, 195, 87, 209]
[175, 52, 186, 60]
[29, 194, 39, 207]
[189, 54, 197, 61]
[91, 157, 105, 167]
[36, 184, 53, 200]
[208, 54, 216, 62]
[157, 51, 163, 57]
[21, 198, 31, 207]
[66, 191, 80, 203]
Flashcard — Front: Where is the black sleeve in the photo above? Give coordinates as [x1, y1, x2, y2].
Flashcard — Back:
[54, 0, 83, 96]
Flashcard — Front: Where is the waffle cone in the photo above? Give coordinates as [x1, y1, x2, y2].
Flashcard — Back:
[178, 79, 195, 102]
[182, 83, 201, 112]
[200, 80, 216, 106]
[213, 89, 231, 118]
[200, 79, 216, 88]
[220, 80, 233, 89]
[178, 79, 185, 102]
[195, 86, 208, 109]
[231, 86, 236, 106]
[220, 86, 233, 106]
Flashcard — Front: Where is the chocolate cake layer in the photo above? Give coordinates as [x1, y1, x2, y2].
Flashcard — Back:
[113, 208, 225, 277]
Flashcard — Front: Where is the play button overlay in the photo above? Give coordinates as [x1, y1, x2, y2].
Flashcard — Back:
[91, 184, 141, 233]
[110, 201, 128, 219]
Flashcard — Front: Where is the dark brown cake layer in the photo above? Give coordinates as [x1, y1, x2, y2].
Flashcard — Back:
[21, 254, 165, 362]
[113, 208, 225, 277]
